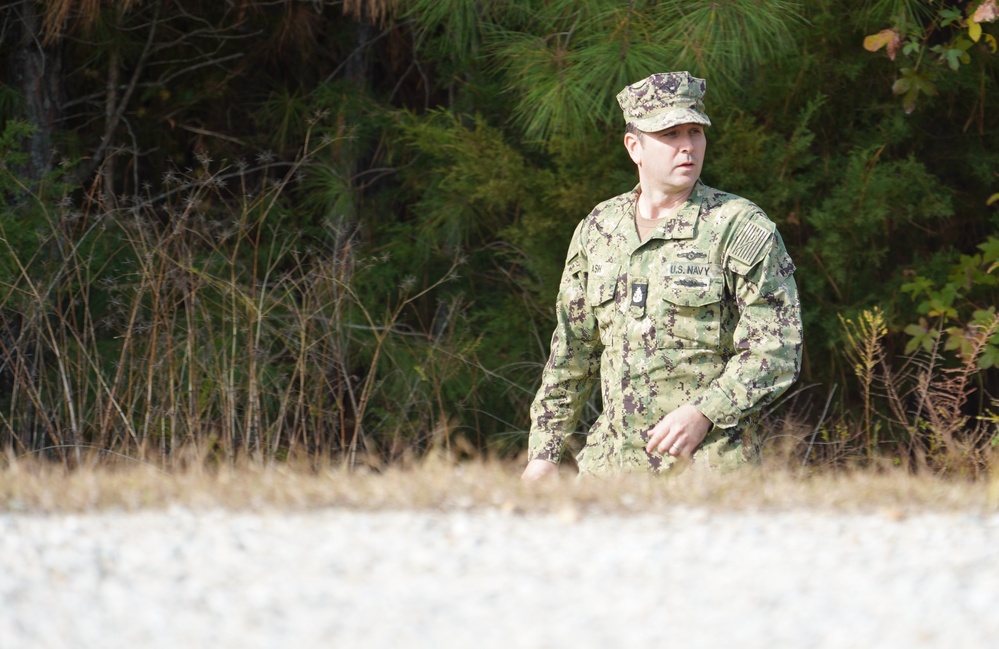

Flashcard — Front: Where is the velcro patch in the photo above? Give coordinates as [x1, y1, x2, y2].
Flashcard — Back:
[728, 221, 771, 266]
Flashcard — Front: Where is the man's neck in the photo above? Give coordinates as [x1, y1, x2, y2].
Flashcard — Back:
[636, 185, 694, 220]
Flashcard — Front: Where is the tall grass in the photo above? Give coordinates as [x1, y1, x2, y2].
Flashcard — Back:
[0, 131, 483, 470]
[781, 307, 999, 477]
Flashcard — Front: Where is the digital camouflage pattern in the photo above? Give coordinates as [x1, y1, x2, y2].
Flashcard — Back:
[528, 181, 803, 476]
[616, 71, 711, 133]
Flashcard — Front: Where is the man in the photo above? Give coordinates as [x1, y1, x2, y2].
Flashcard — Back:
[522, 71, 802, 479]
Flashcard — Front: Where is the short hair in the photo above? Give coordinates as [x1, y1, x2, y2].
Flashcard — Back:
[625, 122, 645, 141]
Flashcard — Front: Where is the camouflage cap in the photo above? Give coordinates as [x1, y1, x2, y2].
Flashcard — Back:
[616, 71, 711, 132]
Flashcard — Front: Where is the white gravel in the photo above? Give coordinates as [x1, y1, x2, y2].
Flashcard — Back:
[2, 506, 997, 648]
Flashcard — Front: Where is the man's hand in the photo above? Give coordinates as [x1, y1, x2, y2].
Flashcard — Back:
[645, 404, 712, 457]
[521, 458, 560, 481]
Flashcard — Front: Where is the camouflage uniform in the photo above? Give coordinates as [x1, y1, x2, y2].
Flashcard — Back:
[527, 72, 803, 476]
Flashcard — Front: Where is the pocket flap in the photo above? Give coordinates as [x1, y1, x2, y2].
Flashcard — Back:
[586, 277, 617, 306]
[585, 267, 619, 306]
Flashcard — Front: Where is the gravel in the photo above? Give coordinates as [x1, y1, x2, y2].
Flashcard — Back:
[2, 506, 997, 648]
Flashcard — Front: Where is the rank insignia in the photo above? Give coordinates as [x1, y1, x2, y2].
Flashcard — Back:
[631, 282, 648, 307]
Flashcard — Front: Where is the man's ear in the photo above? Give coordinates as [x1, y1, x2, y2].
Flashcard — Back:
[623, 132, 642, 165]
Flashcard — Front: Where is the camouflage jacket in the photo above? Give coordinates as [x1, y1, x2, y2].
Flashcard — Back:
[528, 181, 802, 475]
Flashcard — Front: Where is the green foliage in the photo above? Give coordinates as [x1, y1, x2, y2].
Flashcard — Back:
[0, 120, 35, 184]
[483, 0, 805, 141]
[902, 236, 999, 367]
[863, 0, 999, 112]
[394, 109, 532, 250]
[400, 0, 500, 63]
[0, 121, 72, 297]
[704, 95, 822, 219]
[807, 150, 952, 291]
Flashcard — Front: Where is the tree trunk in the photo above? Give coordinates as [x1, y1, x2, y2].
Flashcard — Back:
[6, 1, 63, 183]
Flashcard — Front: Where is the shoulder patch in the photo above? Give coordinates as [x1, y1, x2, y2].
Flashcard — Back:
[728, 219, 773, 266]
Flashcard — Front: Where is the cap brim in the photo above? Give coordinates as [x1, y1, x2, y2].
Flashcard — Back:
[630, 108, 711, 133]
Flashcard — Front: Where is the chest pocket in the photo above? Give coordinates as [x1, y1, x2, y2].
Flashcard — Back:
[585, 266, 620, 346]
[660, 273, 725, 348]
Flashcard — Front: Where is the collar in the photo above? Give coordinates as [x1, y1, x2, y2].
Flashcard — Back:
[624, 180, 703, 244]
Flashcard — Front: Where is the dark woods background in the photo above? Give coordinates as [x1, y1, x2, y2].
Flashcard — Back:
[1, 0, 997, 473]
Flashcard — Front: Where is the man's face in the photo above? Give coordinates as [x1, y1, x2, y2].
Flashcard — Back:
[624, 123, 706, 195]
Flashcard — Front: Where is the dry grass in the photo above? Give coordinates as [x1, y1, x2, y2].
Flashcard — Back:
[3, 452, 997, 517]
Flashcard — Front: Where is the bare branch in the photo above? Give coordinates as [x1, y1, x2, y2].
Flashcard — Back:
[77, 2, 162, 183]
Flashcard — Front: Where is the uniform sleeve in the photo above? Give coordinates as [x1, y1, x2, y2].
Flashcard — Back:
[527, 222, 604, 463]
[691, 222, 803, 429]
